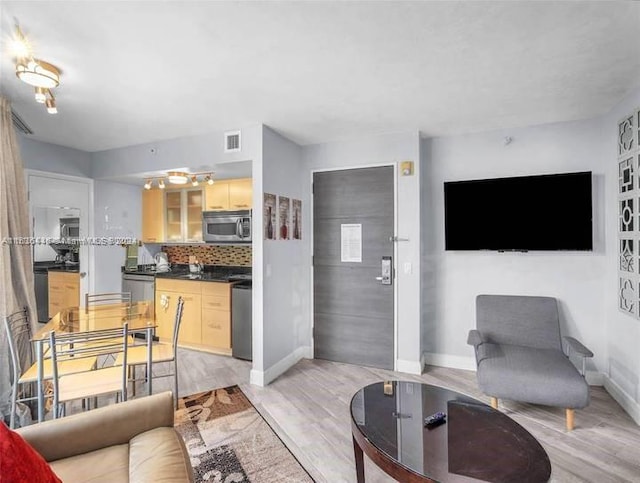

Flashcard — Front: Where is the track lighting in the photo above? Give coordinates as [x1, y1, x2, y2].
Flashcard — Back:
[158, 179, 165, 189]
[45, 98, 57, 114]
[191, 176, 199, 187]
[141, 172, 215, 189]
[206, 175, 214, 185]
[144, 180, 152, 190]
[34, 87, 46, 103]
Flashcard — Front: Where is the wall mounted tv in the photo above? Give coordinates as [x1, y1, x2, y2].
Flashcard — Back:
[444, 171, 593, 251]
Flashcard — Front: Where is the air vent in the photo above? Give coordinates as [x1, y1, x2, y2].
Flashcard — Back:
[11, 110, 33, 135]
[225, 130, 241, 153]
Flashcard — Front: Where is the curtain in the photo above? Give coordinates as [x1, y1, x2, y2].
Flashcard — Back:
[0, 96, 38, 421]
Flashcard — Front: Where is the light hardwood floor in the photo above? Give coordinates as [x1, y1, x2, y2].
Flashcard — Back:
[72, 349, 640, 482]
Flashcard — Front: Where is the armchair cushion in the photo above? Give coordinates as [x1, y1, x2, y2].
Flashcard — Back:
[477, 344, 590, 409]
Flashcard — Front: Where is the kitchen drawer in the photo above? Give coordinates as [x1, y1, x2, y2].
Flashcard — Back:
[155, 278, 202, 295]
[201, 282, 231, 297]
[202, 295, 230, 311]
[202, 309, 231, 349]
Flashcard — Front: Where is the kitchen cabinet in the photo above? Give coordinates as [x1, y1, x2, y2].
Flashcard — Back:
[204, 178, 252, 211]
[142, 189, 165, 243]
[48, 271, 80, 318]
[166, 188, 204, 242]
[155, 278, 232, 353]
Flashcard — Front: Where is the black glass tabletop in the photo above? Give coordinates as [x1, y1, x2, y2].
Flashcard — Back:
[350, 381, 551, 482]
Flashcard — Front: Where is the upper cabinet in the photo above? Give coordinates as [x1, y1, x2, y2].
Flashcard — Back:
[142, 179, 250, 244]
[142, 189, 165, 243]
[205, 178, 252, 212]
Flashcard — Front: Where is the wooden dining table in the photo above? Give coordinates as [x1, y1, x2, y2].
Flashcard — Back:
[31, 300, 157, 422]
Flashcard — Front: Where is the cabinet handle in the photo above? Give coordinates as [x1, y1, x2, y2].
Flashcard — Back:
[65, 285, 76, 290]
[208, 205, 223, 209]
[234, 204, 249, 208]
[146, 238, 156, 242]
[206, 301, 222, 307]
[208, 323, 222, 329]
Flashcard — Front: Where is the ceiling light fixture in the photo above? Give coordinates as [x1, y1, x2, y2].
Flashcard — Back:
[141, 172, 215, 190]
[12, 23, 62, 114]
[167, 171, 189, 185]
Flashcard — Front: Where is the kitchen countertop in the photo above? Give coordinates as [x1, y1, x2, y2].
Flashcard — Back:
[126, 265, 251, 283]
[34, 262, 80, 273]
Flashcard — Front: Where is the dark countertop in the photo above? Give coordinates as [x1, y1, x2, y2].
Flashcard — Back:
[127, 265, 251, 283]
[34, 261, 80, 273]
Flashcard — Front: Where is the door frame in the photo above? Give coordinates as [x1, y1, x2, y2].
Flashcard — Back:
[25, 169, 96, 301]
[309, 163, 399, 371]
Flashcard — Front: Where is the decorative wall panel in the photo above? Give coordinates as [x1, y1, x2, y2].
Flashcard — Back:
[618, 109, 640, 319]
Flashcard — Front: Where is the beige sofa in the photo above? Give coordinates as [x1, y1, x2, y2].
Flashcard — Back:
[17, 392, 194, 482]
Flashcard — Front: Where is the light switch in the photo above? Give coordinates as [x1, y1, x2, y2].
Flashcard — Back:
[403, 262, 412, 274]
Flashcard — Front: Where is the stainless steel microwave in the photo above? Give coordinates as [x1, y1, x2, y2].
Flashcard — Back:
[202, 210, 252, 243]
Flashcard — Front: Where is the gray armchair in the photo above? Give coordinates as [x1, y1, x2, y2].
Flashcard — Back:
[468, 295, 593, 430]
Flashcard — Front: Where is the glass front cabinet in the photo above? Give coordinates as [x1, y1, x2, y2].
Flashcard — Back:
[165, 188, 204, 242]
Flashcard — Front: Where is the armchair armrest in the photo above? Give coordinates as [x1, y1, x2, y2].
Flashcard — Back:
[467, 329, 484, 347]
[18, 391, 174, 462]
[563, 336, 593, 358]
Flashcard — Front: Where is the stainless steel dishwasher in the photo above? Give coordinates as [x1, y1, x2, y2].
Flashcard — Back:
[122, 272, 155, 302]
[232, 281, 252, 360]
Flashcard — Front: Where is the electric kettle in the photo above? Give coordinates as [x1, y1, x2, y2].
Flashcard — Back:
[154, 252, 170, 272]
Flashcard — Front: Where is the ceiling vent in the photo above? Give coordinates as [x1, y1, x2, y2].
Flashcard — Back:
[11, 110, 33, 135]
[224, 130, 241, 153]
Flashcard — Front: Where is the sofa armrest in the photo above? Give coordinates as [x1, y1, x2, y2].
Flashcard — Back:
[563, 336, 593, 358]
[467, 329, 484, 347]
[17, 392, 174, 462]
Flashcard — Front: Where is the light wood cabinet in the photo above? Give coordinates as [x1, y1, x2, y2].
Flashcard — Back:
[155, 278, 232, 353]
[204, 181, 230, 211]
[48, 271, 80, 318]
[204, 178, 252, 211]
[142, 189, 165, 243]
[228, 179, 252, 210]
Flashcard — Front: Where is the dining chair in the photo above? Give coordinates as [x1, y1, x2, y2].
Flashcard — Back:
[3, 307, 96, 428]
[116, 296, 184, 408]
[84, 292, 132, 313]
[48, 323, 130, 418]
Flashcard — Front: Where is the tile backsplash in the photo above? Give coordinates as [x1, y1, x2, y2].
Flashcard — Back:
[161, 245, 252, 267]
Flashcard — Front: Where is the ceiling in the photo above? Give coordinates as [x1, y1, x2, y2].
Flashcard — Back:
[1, 1, 639, 153]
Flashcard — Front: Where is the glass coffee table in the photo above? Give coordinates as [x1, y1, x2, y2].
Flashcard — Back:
[350, 381, 551, 482]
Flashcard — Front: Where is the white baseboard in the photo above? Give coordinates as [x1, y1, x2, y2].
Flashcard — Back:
[585, 370, 604, 386]
[604, 375, 640, 425]
[422, 352, 477, 371]
[249, 346, 311, 387]
[396, 358, 423, 375]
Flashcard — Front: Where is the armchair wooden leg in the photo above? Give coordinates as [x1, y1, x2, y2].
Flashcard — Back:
[490, 397, 498, 409]
[566, 409, 574, 431]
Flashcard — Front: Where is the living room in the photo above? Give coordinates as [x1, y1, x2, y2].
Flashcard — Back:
[1, 2, 640, 482]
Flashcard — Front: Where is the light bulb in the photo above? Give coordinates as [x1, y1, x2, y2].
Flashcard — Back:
[144, 180, 152, 190]
[191, 176, 199, 186]
[158, 179, 165, 189]
[207, 176, 214, 185]
[45, 98, 57, 114]
[34, 87, 46, 103]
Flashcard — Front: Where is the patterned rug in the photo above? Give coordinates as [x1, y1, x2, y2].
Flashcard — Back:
[175, 386, 314, 482]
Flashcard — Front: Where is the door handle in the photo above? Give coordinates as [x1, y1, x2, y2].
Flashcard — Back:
[375, 277, 383, 281]
[80, 272, 87, 278]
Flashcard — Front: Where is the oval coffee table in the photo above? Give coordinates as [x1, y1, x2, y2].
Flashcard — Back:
[350, 381, 551, 482]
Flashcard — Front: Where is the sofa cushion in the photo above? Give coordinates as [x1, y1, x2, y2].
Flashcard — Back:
[49, 444, 129, 483]
[129, 427, 194, 482]
[0, 422, 62, 483]
[477, 343, 590, 409]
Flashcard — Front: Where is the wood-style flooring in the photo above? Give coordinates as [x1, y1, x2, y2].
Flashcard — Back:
[72, 349, 640, 482]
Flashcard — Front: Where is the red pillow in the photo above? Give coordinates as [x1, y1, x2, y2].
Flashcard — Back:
[0, 421, 62, 483]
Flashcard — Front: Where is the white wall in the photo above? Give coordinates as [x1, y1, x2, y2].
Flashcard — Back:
[603, 87, 640, 423]
[303, 131, 423, 373]
[421, 118, 608, 378]
[19, 136, 92, 177]
[250, 126, 310, 385]
[93, 180, 143, 293]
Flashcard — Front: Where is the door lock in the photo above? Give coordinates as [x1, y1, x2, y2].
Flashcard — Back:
[377, 256, 392, 285]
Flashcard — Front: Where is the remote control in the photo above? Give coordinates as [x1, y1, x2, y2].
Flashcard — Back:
[424, 412, 446, 429]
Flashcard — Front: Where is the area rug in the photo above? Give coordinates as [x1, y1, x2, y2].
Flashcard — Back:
[175, 386, 314, 482]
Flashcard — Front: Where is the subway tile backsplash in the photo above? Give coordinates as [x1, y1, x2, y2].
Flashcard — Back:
[161, 245, 252, 267]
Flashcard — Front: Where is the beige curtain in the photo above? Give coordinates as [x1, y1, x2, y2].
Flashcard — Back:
[0, 97, 38, 420]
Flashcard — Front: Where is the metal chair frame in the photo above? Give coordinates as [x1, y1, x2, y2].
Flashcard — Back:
[85, 292, 132, 313]
[3, 307, 34, 428]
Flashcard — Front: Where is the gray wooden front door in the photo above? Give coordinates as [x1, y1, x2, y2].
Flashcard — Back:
[313, 166, 394, 370]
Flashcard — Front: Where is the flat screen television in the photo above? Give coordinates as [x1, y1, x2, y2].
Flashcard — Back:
[444, 171, 593, 251]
